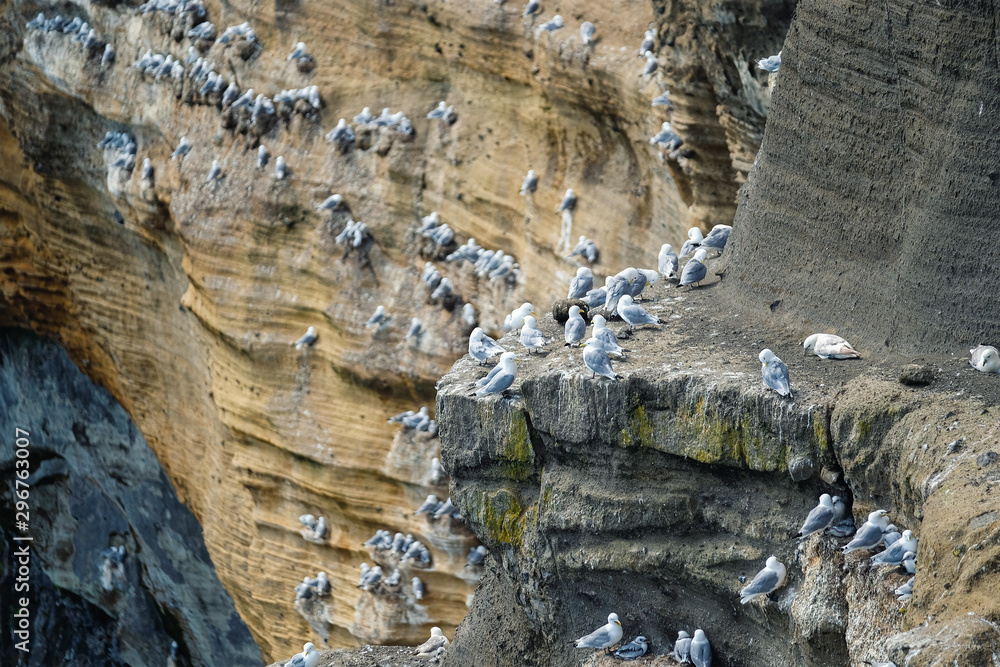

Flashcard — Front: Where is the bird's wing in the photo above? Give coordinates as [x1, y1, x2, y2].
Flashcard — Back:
[844, 521, 882, 551]
[690, 640, 711, 666]
[741, 567, 779, 599]
[575, 625, 612, 647]
[763, 360, 790, 394]
[799, 505, 835, 536]
[480, 371, 514, 395]
[584, 347, 615, 377]
[476, 364, 503, 387]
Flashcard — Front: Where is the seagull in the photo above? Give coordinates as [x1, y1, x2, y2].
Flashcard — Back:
[294, 326, 318, 350]
[757, 51, 782, 72]
[797, 494, 837, 538]
[141, 158, 153, 182]
[573, 613, 622, 651]
[558, 188, 577, 213]
[882, 525, 902, 547]
[592, 315, 625, 358]
[504, 303, 535, 331]
[842, 509, 891, 553]
[476, 352, 516, 396]
[326, 119, 355, 145]
[523, 0, 540, 17]
[426, 101, 447, 120]
[614, 636, 647, 661]
[564, 306, 587, 346]
[605, 270, 637, 313]
[803, 334, 862, 359]
[286, 642, 320, 667]
[222, 81, 240, 107]
[672, 631, 691, 663]
[416, 495, 439, 515]
[257, 145, 269, 169]
[642, 50, 658, 75]
[680, 227, 704, 257]
[275, 156, 287, 180]
[366, 305, 387, 328]
[539, 15, 564, 32]
[568, 267, 594, 299]
[896, 576, 914, 601]
[101, 44, 115, 65]
[583, 337, 616, 380]
[318, 194, 344, 211]
[206, 159, 222, 184]
[651, 91, 671, 107]
[567, 236, 598, 263]
[690, 629, 711, 667]
[701, 224, 732, 251]
[298, 514, 317, 529]
[759, 348, 792, 398]
[413, 627, 449, 658]
[650, 122, 682, 149]
[617, 294, 659, 330]
[412, 577, 426, 600]
[462, 303, 476, 326]
[740, 556, 787, 604]
[466, 545, 487, 567]
[872, 530, 917, 566]
[171, 137, 190, 160]
[903, 551, 916, 575]
[639, 28, 656, 55]
[679, 249, 708, 287]
[658, 243, 678, 278]
[520, 169, 538, 196]
[519, 316, 547, 354]
[970, 344, 1000, 373]
[406, 318, 422, 340]
[469, 327, 505, 364]
[580, 22, 595, 45]
[287, 42, 307, 61]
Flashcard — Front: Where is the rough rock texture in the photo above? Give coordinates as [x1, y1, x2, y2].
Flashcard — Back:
[435, 284, 1000, 666]
[0, 0, 790, 661]
[0, 330, 260, 667]
[724, 0, 1000, 354]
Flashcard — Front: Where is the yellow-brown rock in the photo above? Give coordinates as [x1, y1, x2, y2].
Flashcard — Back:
[0, 0, 788, 662]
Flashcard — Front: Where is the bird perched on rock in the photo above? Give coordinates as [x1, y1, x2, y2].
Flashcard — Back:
[206, 159, 222, 184]
[299, 514, 317, 530]
[416, 495, 439, 515]
[412, 577, 426, 600]
[413, 627, 449, 658]
[573, 613, 622, 652]
[679, 249, 708, 287]
[466, 545, 487, 567]
[469, 327, 505, 364]
[740, 556, 787, 604]
[614, 636, 647, 661]
[523, 0, 540, 17]
[642, 50, 658, 75]
[903, 551, 916, 574]
[406, 318, 422, 340]
[462, 303, 476, 326]
[326, 118, 355, 146]
[658, 243, 678, 278]
[426, 101, 448, 120]
[568, 267, 594, 299]
[617, 295, 659, 330]
[672, 631, 691, 663]
[476, 352, 517, 396]
[285, 642, 320, 667]
[366, 305, 388, 329]
[680, 227, 704, 258]
[287, 42, 307, 61]
[639, 27, 656, 55]
[803, 334, 861, 359]
[701, 224, 732, 251]
[759, 348, 792, 398]
[797, 494, 838, 538]
[558, 188, 576, 213]
[274, 156, 287, 180]
[101, 43, 116, 65]
[564, 306, 587, 346]
[568, 236, 598, 263]
[504, 302, 534, 331]
[580, 22, 595, 45]
[591, 315, 625, 358]
[256, 145, 270, 169]
[520, 169, 538, 195]
[540, 15, 564, 32]
[842, 509, 891, 553]
[757, 51, 782, 72]
[583, 337, 617, 380]
[358, 565, 382, 590]
[690, 629, 711, 667]
[170, 137, 189, 161]
[650, 122, 682, 149]
[872, 530, 917, 566]
[519, 316, 547, 354]
[970, 344, 1000, 373]
[294, 326, 317, 350]
[604, 270, 637, 313]
[651, 91, 671, 107]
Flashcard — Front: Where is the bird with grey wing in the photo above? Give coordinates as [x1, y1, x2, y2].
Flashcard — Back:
[572, 613, 622, 653]
[804, 333, 861, 359]
[842, 509, 890, 553]
[584, 337, 617, 380]
[672, 631, 691, 663]
[476, 352, 517, 397]
[970, 344, 1000, 373]
[679, 249, 708, 287]
[759, 348, 792, 398]
[797, 494, 837, 538]
[658, 243, 678, 278]
[690, 629, 711, 667]
[616, 295, 659, 331]
[740, 556, 787, 604]
[564, 306, 587, 346]
[871, 530, 917, 566]
[614, 636, 647, 661]
[567, 267, 593, 299]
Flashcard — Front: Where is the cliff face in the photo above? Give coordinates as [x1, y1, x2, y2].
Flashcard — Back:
[0, 330, 260, 667]
[436, 291, 1000, 667]
[724, 0, 1000, 354]
[0, 0, 791, 662]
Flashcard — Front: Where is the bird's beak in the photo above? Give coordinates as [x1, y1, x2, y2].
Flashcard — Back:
[614, 620, 621, 627]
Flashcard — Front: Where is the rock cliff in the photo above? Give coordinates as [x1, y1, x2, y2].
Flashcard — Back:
[0, 0, 790, 662]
